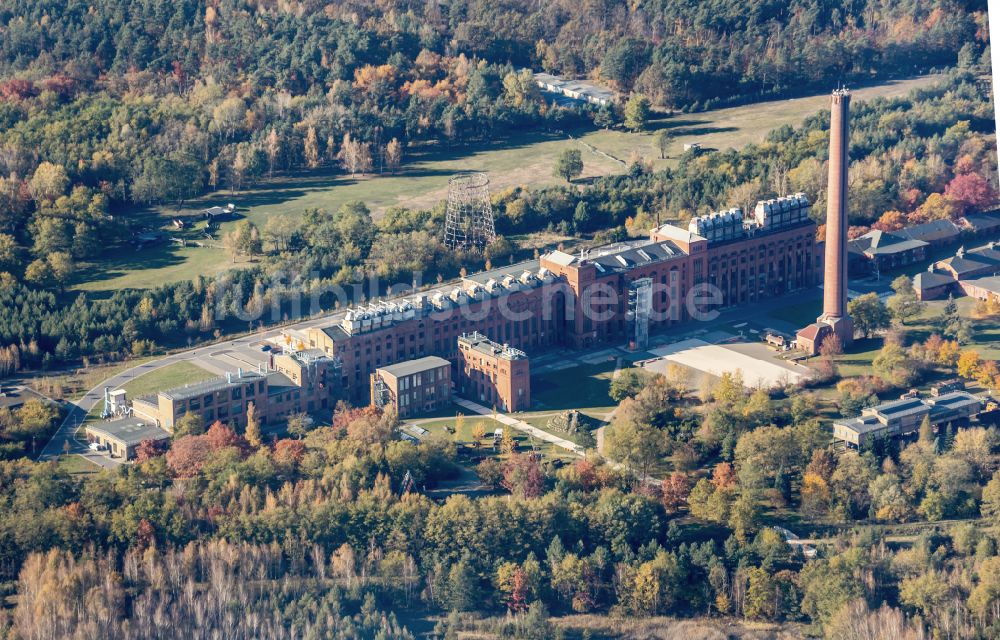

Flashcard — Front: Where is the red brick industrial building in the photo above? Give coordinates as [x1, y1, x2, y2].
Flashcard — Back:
[303, 192, 820, 404]
[457, 332, 531, 412]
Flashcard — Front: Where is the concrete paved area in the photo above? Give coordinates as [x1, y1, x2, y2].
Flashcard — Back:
[646, 338, 811, 388]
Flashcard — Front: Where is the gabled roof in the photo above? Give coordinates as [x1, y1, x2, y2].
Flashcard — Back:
[937, 255, 992, 277]
[652, 223, 706, 245]
[849, 230, 927, 255]
[960, 211, 1000, 232]
[966, 245, 1000, 265]
[913, 271, 953, 291]
[895, 219, 960, 243]
[542, 250, 575, 267]
[795, 323, 828, 341]
[963, 275, 1000, 296]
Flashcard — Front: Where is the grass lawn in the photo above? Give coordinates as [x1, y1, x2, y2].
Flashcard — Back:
[414, 414, 577, 462]
[85, 361, 215, 420]
[531, 362, 618, 412]
[833, 338, 883, 378]
[71, 74, 943, 293]
[768, 299, 822, 330]
[74, 240, 234, 292]
[58, 455, 102, 476]
[117, 360, 216, 398]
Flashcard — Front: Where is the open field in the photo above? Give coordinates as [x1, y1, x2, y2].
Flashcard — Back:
[72, 74, 943, 293]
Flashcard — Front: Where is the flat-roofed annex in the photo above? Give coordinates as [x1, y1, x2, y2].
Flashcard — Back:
[159, 371, 265, 402]
[378, 356, 450, 379]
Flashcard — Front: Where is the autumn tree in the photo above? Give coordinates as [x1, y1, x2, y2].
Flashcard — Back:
[502, 453, 545, 498]
[245, 402, 262, 448]
[848, 292, 890, 338]
[265, 128, 281, 177]
[385, 137, 402, 174]
[944, 172, 997, 213]
[338, 133, 372, 177]
[30, 162, 69, 202]
[303, 126, 320, 169]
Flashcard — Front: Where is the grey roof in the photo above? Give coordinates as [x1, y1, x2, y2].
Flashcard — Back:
[896, 219, 960, 243]
[587, 239, 686, 274]
[967, 246, 1000, 265]
[928, 390, 981, 409]
[458, 332, 528, 360]
[295, 348, 330, 359]
[378, 356, 450, 379]
[160, 371, 265, 401]
[86, 418, 171, 446]
[838, 392, 982, 436]
[939, 256, 992, 277]
[964, 275, 1000, 295]
[928, 391, 982, 421]
[961, 212, 1000, 231]
[463, 259, 542, 286]
[266, 372, 297, 396]
[913, 272, 953, 290]
[834, 415, 885, 435]
[871, 397, 928, 418]
[849, 230, 927, 256]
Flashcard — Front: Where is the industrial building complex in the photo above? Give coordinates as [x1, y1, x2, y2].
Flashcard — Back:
[84, 349, 340, 460]
[81, 90, 996, 463]
[301, 188, 820, 404]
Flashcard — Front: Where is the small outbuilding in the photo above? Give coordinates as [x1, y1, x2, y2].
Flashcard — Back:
[84, 418, 171, 461]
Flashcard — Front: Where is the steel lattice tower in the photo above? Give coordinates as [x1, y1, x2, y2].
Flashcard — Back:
[444, 172, 496, 252]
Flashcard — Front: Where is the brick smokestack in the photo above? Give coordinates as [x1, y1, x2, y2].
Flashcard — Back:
[822, 90, 850, 322]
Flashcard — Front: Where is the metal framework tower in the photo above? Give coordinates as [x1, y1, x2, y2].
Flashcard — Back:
[444, 173, 496, 252]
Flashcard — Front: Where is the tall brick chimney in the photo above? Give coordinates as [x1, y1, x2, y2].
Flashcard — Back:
[796, 90, 854, 354]
[820, 91, 852, 327]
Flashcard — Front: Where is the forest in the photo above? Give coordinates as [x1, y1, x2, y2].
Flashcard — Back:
[6, 297, 1000, 637]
